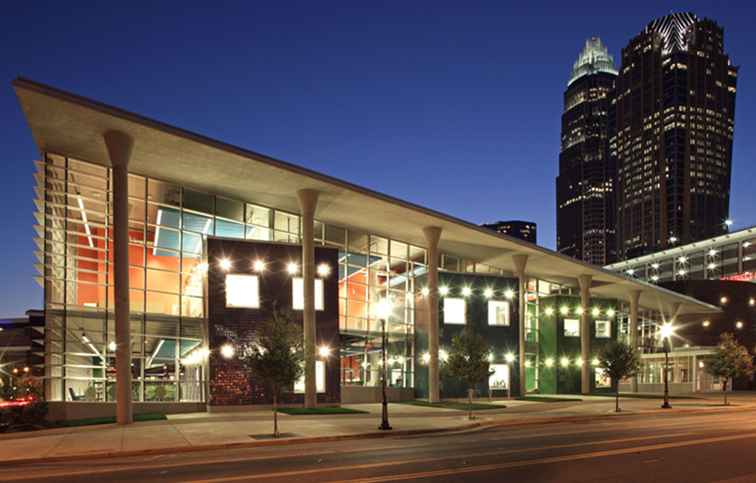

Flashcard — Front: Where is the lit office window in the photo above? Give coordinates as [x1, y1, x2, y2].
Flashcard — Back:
[488, 301, 510, 326]
[443, 298, 466, 325]
[225, 274, 260, 309]
[564, 319, 580, 337]
[595, 368, 611, 388]
[292, 278, 324, 311]
[595, 320, 611, 338]
[294, 360, 325, 393]
[489, 364, 510, 390]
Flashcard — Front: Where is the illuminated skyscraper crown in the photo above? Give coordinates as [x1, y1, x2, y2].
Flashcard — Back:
[568, 37, 617, 86]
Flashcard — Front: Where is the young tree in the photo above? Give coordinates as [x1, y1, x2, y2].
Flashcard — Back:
[598, 341, 640, 412]
[706, 333, 754, 405]
[241, 310, 304, 438]
[445, 326, 493, 420]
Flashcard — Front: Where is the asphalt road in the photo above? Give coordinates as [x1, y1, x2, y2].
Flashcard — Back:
[4, 408, 756, 483]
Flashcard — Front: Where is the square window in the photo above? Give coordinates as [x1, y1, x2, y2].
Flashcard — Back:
[595, 320, 611, 338]
[293, 278, 324, 311]
[488, 301, 511, 326]
[294, 360, 325, 393]
[225, 274, 259, 309]
[595, 367, 611, 388]
[489, 363, 510, 390]
[443, 298, 466, 325]
[564, 318, 580, 337]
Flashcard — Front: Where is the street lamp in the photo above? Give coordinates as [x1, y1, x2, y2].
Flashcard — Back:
[375, 298, 394, 430]
[659, 322, 674, 409]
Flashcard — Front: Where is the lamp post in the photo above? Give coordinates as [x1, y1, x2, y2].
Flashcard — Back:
[376, 299, 393, 431]
[659, 322, 674, 409]
[505, 352, 516, 400]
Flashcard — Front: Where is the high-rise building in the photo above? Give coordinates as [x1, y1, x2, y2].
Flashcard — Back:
[613, 13, 737, 259]
[481, 220, 537, 244]
[556, 37, 618, 265]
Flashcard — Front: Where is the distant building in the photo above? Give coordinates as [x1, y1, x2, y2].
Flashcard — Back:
[482, 220, 537, 243]
[613, 13, 738, 259]
[556, 37, 618, 265]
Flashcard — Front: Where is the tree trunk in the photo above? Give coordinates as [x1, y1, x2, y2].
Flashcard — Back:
[615, 390, 620, 413]
[723, 379, 728, 406]
[468, 388, 474, 420]
[273, 392, 279, 438]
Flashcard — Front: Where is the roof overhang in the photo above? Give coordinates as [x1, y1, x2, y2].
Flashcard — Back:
[12, 77, 721, 318]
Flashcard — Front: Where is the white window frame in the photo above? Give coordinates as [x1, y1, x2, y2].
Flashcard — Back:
[443, 297, 466, 325]
[564, 318, 580, 337]
[225, 274, 260, 309]
[292, 277, 324, 311]
[595, 320, 611, 338]
[487, 300, 511, 326]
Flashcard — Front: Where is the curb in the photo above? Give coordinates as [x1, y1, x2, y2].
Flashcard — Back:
[2, 403, 753, 468]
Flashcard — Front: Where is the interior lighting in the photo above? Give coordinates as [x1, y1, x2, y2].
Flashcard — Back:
[659, 323, 674, 340]
[422, 352, 431, 364]
[421, 287, 430, 297]
[606, 308, 616, 318]
[560, 305, 569, 316]
[720, 296, 728, 305]
[736, 321, 744, 330]
[702, 320, 711, 328]
[544, 307, 555, 316]
[591, 358, 600, 367]
[439, 349, 449, 362]
[575, 306, 584, 316]
[591, 307, 600, 317]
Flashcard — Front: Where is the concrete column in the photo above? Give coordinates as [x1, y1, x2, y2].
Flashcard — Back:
[297, 189, 319, 408]
[578, 274, 592, 395]
[104, 130, 134, 425]
[512, 254, 528, 397]
[423, 226, 442, 403]
[628, 289, 641, 393]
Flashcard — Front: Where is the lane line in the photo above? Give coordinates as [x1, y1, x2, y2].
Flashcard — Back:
[185, 431, 717, 483]
[331, 432, 756, 483]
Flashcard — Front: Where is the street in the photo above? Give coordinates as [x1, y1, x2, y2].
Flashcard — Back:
[3, 407, 756, 482]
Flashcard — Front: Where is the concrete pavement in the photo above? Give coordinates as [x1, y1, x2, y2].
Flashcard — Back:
[0, 393, 753, 466]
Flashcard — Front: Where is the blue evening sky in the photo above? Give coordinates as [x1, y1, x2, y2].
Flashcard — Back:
[1, 1, 754, 316]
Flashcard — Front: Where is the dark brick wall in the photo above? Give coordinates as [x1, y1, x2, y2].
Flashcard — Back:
[206, 238, 340, 406]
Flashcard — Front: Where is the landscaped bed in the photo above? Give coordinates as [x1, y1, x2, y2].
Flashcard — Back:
[399, 400, 504, 411]
[517, 396, 581, 403]
[276, 407, 369, 415]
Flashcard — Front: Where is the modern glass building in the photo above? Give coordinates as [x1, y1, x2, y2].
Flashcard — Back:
[13, 78, 721, 420]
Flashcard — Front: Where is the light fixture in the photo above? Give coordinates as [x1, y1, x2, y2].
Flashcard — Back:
[707, 263, 717, 270]
[108, 341, 117, 352]
[575, 357, 583, 367]
[626, 268, 635, 275]
[317, 263, 331, 277]
[461, 286, 472, 297]
[439, 349, 449, 362]
[591, 307, 600, 317]
[439, 286, 450, 296]
[220, 343, 235, 359]
[219, 258, 232, 271]
[651, 263, 660, 270]
[736, 321, 744, 330]
[575, 306, 584, 315]
[749, 298, 755, 307]
[505, 352, 515, 363]
[545, 307, 555, 316]
[421, 287, 430, 297]
[702, 320, 710, 328]
[318, 345, 331, 358]
[677, 269, 687, 277]
[606, 308, 616, 318]
[708, 249, 718, 257]
[487, 353, 494, 363]
[544, 357, 554, 368]
[659, 322, 674, 340]
[744, 241, 752, 248]
[678, 256, 688, 263]
[483, 288, 494, 299]
[591, 357, 600, 367]
[287, 262, 299, 275]
[560, 305, 569, 316]
[720, 296, 728, 305]
[725, 219, 733, 227]
[421, 352, 431, 364]
[375, 298, 394, 319]
[504, 289, 515, 300]
[560, 357, 570, 368]
[253, 259, 266, 273]
[651, 275, 660, 282]
[698, 361, 705, 369]
[524, 360, 532, 368]
[670, 236, 678, 243]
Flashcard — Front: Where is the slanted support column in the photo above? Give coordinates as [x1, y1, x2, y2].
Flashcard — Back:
[104, 130, 134, 425]
[578, 274, 592, 395]
[628, 289, 642, 393]
[512, 254, 528, 397]
[423, 226, 442, 403]
[297, 189, 320, 408]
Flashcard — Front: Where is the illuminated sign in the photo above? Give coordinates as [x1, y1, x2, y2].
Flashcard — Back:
[721, 272, 755, 282]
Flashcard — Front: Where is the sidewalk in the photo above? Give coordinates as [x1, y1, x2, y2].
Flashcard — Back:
[0, 394, 753, 465]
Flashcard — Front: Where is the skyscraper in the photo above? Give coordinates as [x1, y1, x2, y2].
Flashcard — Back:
[557, 38, 618, 265]
[613, 13, 737, 259]
[481, 220, 537, 243]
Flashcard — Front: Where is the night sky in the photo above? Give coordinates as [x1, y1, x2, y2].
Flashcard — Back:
[1, 1, 754, 317]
